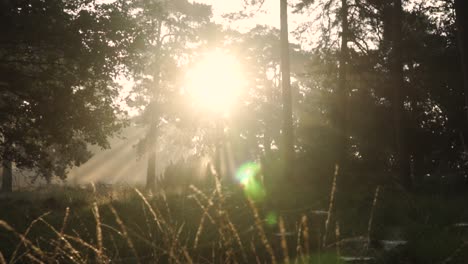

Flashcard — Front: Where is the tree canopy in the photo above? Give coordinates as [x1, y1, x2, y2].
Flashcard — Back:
[0, 0, 133, 182]
[1, 0, 468, 192]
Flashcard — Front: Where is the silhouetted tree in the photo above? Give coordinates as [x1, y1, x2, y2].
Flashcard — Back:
[0, 0, 132, 188]
[390, 0, 411, 189]
[280, 0, 295, 179]
[455, 0, 468, 123]
[336, 0, 349, 169]
[125, 0, 211, 191]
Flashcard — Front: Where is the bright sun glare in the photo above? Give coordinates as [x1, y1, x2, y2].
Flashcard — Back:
[185, 50, 245, 116]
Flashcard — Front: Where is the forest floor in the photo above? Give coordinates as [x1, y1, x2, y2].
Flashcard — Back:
[0, 179, 467, 264]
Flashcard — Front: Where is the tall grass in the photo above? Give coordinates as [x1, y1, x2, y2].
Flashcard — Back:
[0, 176, 467, 263]
[0, 180, 318, 264]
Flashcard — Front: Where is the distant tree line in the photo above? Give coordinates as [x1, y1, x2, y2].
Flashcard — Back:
[1, 0, 468, 193]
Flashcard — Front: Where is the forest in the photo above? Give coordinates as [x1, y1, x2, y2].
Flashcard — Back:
[1, 0, 468, 263]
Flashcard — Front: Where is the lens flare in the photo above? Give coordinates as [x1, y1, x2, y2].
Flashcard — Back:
[265, 211, 278, 226]
[235, 162, 266, 202]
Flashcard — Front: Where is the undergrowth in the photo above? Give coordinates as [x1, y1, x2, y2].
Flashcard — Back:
[0, 172, 467, 264]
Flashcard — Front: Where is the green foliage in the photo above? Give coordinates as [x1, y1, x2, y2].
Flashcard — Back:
[0, 0, 133, 180]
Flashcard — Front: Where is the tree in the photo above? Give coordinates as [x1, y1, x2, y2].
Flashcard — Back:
[336, 0, 349, 169]
[0, 0, 133, 191]
[293, 0, 375, 176]
[390, 0, 412, 189]
[126, 0, 211, 191]
[227, 26, 307, 184]
[245, 27, 283, 158]
[455, 0, 468, 123]
[280, 0, 295, 179]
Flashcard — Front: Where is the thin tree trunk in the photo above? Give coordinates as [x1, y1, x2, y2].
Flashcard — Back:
[264, 77, 274, 156]
[146, 20, 163, 191]
[454, 0, 468, 173]
[455, 0, 468, 122]
[1, 160, 12, 193]
[336, 0, 349, 169]
[280, 0, 294, 179]
[330, 0, 349, 229]
[391, 0, 412, 189]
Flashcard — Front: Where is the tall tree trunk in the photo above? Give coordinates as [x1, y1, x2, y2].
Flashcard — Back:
[391, 0, 412, 189]
[455, 0, 468, 122]
[280, 0, 294, 179]
[454, 0, 468, 170]
[264, 77, 274, 156]
[328, 2, 349, 239]
[336, 0, 349, 169]
[146, 21, 163, 192]
[1, 160, 12, 193]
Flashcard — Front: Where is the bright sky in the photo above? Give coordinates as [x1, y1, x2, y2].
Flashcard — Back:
[116, 0, 312, 117]
[100, 0, 304, 31]
[199, 0, 281, 29]
[194, 0, 307, 38]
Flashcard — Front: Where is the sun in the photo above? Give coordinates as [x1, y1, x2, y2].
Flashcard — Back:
[184, 50, 246, 117]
